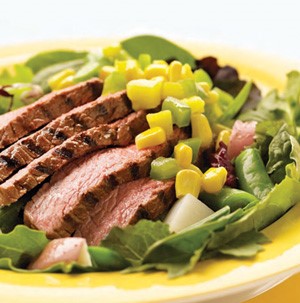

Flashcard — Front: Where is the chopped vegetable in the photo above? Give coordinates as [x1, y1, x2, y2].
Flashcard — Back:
[174, 143, 193, 168]
[164, 194, 214, 232]
[175, 169, 202, 198]
[162, 96, 191, 127]
[135, 127, 166, 150]
[178, 138, 201, 162]
[150, 157, 181, 180]
[202, 167, 228, 193]
[191, 113, 213, 149]
[146, 110, 173, 137]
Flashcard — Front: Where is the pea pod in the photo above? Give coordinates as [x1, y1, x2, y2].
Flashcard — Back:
[200, 187, 258, 212]
[235, 148, 274, 199]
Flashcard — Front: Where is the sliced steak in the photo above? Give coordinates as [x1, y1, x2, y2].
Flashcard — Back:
[0, 90, 132, 183]
[0, 111, 148, 206]
[75, 178, 175, 245]
[24, 128, 188, 238]
[0, 78, 103, 150]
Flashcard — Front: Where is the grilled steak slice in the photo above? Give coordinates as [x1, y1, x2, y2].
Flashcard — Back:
[0, 78, 102, 150]
[0, 90, 132, 183]
[0, 111, 148, 206]
[24, 128, 188, 238]
[75, 178, 175, 245]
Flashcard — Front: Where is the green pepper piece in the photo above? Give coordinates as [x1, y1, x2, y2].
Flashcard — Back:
[102, 71, 126, 95]
[179, 138, 201, 162]
[138, 54, 151, 70]
[73, 61, 100, 83]
[200, 187, 258, 212]
[194, 69, 213, 88]
[162, 97, 191, 127]
[235, 148, 274, 200]
[179, 79, 198, 97]
[150, 157, 181, 180]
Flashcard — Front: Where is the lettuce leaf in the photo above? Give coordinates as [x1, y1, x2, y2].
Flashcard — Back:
[0, 64, 33, 86]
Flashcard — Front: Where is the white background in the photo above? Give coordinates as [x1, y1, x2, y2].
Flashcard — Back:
[0, 0, 299, 61]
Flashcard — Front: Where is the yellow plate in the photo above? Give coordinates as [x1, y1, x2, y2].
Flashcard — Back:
[1, 39, 300, 303]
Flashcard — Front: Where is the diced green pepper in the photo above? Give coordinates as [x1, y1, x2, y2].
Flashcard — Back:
[150, 157, 181, 180]
[179, 79, 198, 97]
[102, 71, 127, 95]
[138, 54, 151, 70]
[194, 69, 213, 88]
[179, 138, 201, 162]
[162, 96, 191, 127]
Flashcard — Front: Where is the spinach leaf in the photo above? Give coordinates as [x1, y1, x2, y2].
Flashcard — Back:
[0, 200, 24, 233]
[121, 35, 196, 68]
[285, 71, 300, 106]
[218, 230, 270, 258]
[101, 220, 171, 266]
[0, 225, 49, 268]
[26, 50, 88, 73]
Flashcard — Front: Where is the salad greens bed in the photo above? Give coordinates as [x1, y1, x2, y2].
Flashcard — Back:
[0, 35, 300, 278]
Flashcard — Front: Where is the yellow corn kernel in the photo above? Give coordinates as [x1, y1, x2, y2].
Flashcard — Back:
[125, 60, 144, 81]
[144, 63, 168, 79]
[174, 143, 193, 168]
[162, 82, 185, 99]
[114, 60, 127, 73]
[181, 64, 194, 79]
[206, 90, 219, 104]
[182, 96, 205, 114]
[198, 82, 210, 94]
[191, 113, 213, 149]
[48, 69, 75, 90]
[188, 164, 204, 179]
[202, 167, 227, 193]
[127, 79, 162, 111]
[175, 169, 202, 198]
[103, 43, 122, 58]
[169, 60, 182, 82]
[216, 130, 231, 150]
[146, 110, 173, 137]
[55, 75, 74, 90]
[99, 66, 116, 80]
[135, 127, 166, 150]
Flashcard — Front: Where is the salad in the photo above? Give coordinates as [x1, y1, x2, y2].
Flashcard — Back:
[0, 35, 299, 278]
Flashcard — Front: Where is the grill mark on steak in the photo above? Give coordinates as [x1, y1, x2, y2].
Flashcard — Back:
[130, 163, 140, 179]
[0, 110, 149, 206]
[0, 78, 103, 150]
[74, 178, 176, 245]
[0, 155, 21, 168]
[24, 142, 45, 157]
[55, 148, 74, 159]
[0, 90, 132, 183]
[82, 135, 96, 147]
[23, 128, 188, 239]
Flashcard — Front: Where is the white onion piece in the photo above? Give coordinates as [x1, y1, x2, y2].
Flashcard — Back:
[164, 194, 214, 233]
[29, 237, 92, 270]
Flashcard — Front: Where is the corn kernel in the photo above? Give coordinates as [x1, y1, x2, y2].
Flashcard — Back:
[182, 96, 205, 114]
[198, 82, 210, 94]
[135, 127, 166, 150]
[206, 90, 219, 104]
[55, 75, 74, 90]
[125, 60, 144, 81]
[48, 69, 75, 90]
[144, 63, 168, 79]
[181, 64, 194, 79]
[188, 164, 204, 179]
[99, 66, 116, 80]
[202, 167, 227, 193]
[175, 169, 202, 198]
[103, 43, 122, 58]
[216, 130, 231, 150]
[162, 82, 185, 99]
[114, 60, 127, 73]
[191, 113, 213, 149]
[146, 110, 173, 137]
[169, 61, 182, 82]
[174, 143, 193, 168]
[127, 79, 162, 111]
